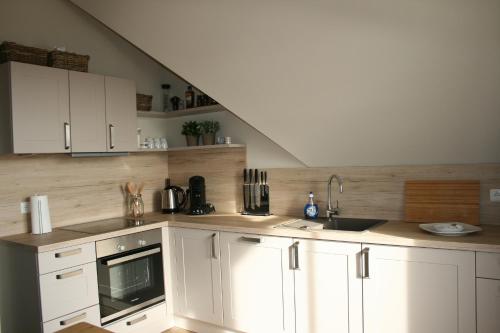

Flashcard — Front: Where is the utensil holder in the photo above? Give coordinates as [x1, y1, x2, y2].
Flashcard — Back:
[242, 169, 270, 216]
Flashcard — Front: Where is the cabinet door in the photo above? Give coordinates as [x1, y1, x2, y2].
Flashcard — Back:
[104, 76, 137, 152]
[171, 228, 223, 325]
[220, 232, 295, 333]
[477, 278, 500, 333]
[10, 62, 70, 153]
[362, 244, 475, 333]
[69, 71, 106, 152]
[294, 239, 362, 333]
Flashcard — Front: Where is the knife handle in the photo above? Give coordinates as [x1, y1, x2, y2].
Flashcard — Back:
[243, 169, 247, 184]
[255, 169, 259, 185]
[264, 171, 268, 185]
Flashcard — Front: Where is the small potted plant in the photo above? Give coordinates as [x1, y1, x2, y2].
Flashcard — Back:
[200, 120, 220, 145]
[181, 121, 201, 146]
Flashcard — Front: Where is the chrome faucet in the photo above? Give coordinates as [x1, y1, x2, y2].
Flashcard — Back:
[326, 174, 343, 218]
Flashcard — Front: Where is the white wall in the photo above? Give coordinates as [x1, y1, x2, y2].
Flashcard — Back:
[73, 0, 500, 167]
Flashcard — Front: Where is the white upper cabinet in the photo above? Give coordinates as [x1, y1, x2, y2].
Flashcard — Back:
[362, 244, 475, 333]
[5, 62, 70, 153]
[69, 71, 107, 152]
[0, 62, 137, 154]
[220, 232, 295, 333]
[293, 239, 362, 333]
[104, 76, 137, 152]
[171, 228, 223, 326]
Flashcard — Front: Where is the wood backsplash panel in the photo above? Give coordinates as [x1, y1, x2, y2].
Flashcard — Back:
[0, 153, 168, 236]
[267, 164, 500, 224]
[168, 147, 246, 214]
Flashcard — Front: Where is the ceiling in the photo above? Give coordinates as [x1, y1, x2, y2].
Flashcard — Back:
[71, 0, 500, 167]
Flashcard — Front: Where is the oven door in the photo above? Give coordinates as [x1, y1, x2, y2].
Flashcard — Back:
[96, 243, 165, 325]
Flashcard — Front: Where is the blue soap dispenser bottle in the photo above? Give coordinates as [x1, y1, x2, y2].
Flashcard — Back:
[304, 192, 319, 219]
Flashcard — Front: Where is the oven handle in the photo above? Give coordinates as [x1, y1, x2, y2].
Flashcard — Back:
[102, 247, 161, 267]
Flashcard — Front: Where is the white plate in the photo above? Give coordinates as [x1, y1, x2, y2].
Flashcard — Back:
[419, 222, 482, 236]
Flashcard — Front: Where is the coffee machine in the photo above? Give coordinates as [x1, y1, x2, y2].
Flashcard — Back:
[187, 176, 215, 215]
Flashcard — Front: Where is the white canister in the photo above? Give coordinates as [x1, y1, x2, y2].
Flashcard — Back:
[30, 195, 52, 234]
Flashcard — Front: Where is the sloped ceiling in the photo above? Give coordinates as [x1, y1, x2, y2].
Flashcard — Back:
[71, 0, 500, 167]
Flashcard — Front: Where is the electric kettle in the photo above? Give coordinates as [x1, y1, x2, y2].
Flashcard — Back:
[161, 178, 186, 213]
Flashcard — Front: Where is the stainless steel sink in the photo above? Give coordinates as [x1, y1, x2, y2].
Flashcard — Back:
[318, 217, 386, 231]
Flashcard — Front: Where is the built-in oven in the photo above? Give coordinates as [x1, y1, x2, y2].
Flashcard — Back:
[96, 229, 165, 325]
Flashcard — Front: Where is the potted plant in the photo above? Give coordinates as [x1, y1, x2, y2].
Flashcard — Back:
[181, 121, 201, 146]
[200, 120, 220, 145]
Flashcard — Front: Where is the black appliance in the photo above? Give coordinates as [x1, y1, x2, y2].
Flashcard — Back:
[95, 230, 165, 325]
[186, 175, 215, 215]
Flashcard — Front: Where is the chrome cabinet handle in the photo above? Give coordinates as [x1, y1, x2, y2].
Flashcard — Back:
[290, 241, 300, 270]
[56, 268, 83, 280]
[239, 236, 262, 243]
[211, 233, 218, 259]
[55, 248, 82, 258]
[64, 122, 71, 150]
[126, 314, 147, 326]
[103, 247, 161, 267]
[361, 248, 370, 278]
[60, 312, 86, 326]
[109, 124, 115, 149]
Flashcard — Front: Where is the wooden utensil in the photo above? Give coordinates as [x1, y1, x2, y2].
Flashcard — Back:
[137, 182, 144, 194]
[404, 180, 480, 225]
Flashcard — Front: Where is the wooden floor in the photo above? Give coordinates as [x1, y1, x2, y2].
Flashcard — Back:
[163, 328, 196, 333]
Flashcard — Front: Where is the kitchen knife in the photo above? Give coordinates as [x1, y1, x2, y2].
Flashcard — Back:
[254, 169, 260, 208]
[243, 169, 248, 212]
[248, 169, 253, 210]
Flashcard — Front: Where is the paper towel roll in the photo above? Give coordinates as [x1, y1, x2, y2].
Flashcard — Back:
[31, 195, 52, 234]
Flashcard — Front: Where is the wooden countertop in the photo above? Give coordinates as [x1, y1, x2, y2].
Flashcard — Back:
[56, 322, 111, 333]
[2, 212, 500, 253]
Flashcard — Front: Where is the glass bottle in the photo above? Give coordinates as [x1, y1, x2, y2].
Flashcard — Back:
[304, 192, 319, 219]
[185, 85, 195, 109]
[128, 193, 144, 219]
[162, 84, 171, 112]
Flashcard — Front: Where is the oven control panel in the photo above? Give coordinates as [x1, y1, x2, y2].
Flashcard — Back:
[96, 229, 162, 258]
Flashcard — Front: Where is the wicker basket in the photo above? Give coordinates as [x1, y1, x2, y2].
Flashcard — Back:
[0, 41, 48, 66]
[136, 94, 153, 111]
[48, 50, 90, 72]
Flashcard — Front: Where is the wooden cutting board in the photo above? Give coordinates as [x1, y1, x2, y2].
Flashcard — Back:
[404, 180, 480, 225]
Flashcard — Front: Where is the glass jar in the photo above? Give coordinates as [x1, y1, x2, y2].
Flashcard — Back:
[161, 84, 171, 112]
[128, 194, 144, 219]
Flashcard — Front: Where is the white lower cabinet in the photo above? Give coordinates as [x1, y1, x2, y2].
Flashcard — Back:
[171, 228, 223, 325]
[43, 305, 100, 333]
[362, 244, 476, 333]
[104, 302, 169, 333]
[293, 239, 362, 333]
[477, 278, 500, 333]
[220, 232, 295, 333]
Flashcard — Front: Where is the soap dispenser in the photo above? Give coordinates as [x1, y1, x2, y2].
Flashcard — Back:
[304, 192, 319, 219]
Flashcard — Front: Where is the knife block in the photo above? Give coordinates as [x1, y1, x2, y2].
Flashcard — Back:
[242, 169, 271, 216]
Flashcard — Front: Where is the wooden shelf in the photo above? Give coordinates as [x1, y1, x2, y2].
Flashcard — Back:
[138, 144, 244, 153]
[137, 104, 226, 119]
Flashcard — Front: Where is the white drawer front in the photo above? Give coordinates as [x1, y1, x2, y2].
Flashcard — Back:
[40, 262, 99, 322]
[477, 252, 500, 279]
[477, 278, 500, 333]
[38, 242, 96, 274]
[43, 305, 100, 333]
[104, 303, 168, 333]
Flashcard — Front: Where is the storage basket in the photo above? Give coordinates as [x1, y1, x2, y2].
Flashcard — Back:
[136, 94, 153, 111]
[48, 50, 90, 72]
[0, 41, 48, 66]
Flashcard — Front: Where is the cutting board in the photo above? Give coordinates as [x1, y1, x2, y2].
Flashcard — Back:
[404, 180, 480, 225]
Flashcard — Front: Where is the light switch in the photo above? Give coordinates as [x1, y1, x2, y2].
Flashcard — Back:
[490, 189, 500, 202]
[20, 201, 30, 214]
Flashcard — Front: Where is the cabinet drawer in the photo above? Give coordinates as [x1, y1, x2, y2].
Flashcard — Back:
[477, 278, 500, 333]
[43, 305, 100, 333]
[39, 262, 99, 322]
[38, 242, 96, 274]
[477, 252, 500, 279]
[104, 303, 168, 333]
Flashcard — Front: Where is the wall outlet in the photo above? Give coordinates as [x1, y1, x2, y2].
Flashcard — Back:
[20, 201, 30, 214]
[490, 189, 500, 202]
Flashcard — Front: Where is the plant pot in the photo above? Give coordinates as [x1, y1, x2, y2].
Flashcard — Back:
[202, 133, 216, 145]
[185, 135, 199, 146]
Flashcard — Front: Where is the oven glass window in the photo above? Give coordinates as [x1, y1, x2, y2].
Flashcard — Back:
[97, 244, 164, 323]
